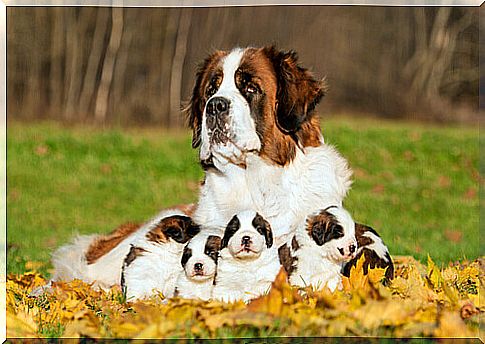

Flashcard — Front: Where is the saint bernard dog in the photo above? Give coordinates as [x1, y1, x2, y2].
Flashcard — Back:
[212, 210, 281, 303]
[174, 232, 222, 301]
[342, 223, 394, 283]
[48, 205, 198, 296]
[186, 46, 353, 247]
[278, 205, 358, 291]
[120, 213, 200, 300]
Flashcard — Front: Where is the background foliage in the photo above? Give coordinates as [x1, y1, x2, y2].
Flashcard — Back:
[7, 7, 479, 125]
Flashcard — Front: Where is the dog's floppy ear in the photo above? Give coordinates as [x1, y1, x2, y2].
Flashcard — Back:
[221, 215, 240, 249]
[307, 212, 344, 246]
[263, 46, 326, 133]
[253, 213, 273, 248]
[181, 245, 192, 267]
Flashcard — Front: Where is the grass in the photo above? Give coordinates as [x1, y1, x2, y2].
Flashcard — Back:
[6, 118, 481, 276]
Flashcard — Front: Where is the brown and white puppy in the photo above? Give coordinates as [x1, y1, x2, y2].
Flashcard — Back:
[174, 233, 222, 301]
[120, 214, 200, 300]
[47, 206, 197, 296]
[342, 223, 394, 283]
[212, 210, 280, 303]
[186, 46, 353, 247]
[279, 206, 357, 291]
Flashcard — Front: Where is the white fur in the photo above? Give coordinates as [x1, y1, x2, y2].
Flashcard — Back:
[213, 246, 280, 303]
[361, 231, 390, 262]
[194, 144, 352, 247]
[200, 49, 261, 166]
[50, 208, 188, 292]
[174, 231, 221, 301]
[288, 206, 357, 292]
[212, 211, 281, 303]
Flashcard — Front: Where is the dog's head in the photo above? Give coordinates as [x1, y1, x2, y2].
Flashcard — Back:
[145, 215, 201, 246]
[185, 46, 326, 169]
[181, 233, 222, 282]
[306, 206, 357, 263]
[221, 210, 273, 260]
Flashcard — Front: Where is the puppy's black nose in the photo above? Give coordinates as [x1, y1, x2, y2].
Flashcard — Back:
[349, 244, 356, 254]
[206, 97, 229, 116]
[242, 236, 251, 246]
[194, 263, 203, 272]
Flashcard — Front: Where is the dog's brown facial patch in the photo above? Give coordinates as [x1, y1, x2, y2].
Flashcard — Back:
[146, 215, 200, 245]
[306, 210, 344, 246]
[86, 223, 141, 265]
[204, 235, 222, 263]
[236, 47, 323, 166]
[185, 50, 228, 149]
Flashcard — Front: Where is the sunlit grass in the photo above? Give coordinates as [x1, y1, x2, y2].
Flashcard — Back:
[6, 118, 480, 275]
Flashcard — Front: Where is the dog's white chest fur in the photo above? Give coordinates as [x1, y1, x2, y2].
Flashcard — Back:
[212, 247, 281, 303]
[195, 144, 352, 245]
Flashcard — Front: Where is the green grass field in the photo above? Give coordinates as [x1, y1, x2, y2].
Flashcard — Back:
[7, 118, 480, 276]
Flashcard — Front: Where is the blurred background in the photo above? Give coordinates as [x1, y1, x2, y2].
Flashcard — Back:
[6, 6, 481, 273]
[7, 6, 479, 126]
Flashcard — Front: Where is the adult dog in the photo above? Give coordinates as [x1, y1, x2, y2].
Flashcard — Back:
[187, 46, 352, 247]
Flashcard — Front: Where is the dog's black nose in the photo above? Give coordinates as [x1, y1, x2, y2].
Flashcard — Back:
[349, 244, 356, 254]
[206, 97, 229, 116]
[194, 263, 203, 271]
[242, 236, 251, 246]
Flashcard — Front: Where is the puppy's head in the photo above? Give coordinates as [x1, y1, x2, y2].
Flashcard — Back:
[306, 206, 357, 263]
[146, 215, 200, 245]
[181, 233, 222, 282]
[221, 210, 273, 260]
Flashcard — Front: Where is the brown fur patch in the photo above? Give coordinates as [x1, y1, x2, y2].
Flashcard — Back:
[85, 223, 141, 265]
[355, 223, 375, 247]
[240, 47, 323, 166]
[185, 50, 228, 149]
[124, 245, 148, 267]
[278, 243, 297, 276]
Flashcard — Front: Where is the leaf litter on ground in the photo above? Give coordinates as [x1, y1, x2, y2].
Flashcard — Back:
[6, 255, 484, 339]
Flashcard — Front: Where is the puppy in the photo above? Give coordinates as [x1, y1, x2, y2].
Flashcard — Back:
[212, 210, 280, 303]
[174, 232, 222, 301]
[121, 214, 200, 300]
[279, 206, 357, 292]
[342, 223, 394, 283]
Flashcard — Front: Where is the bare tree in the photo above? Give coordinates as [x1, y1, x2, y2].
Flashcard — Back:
[94, 7, 124, 123]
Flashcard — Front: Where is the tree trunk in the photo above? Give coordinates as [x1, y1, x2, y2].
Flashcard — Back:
[169, 8, 192, 128]
[94, 7, 124, 123]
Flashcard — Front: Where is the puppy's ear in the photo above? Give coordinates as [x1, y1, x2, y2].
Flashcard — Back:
[253, 213, 273, 248]
[205, 235, 222, 262]
[221, 215, 240, 249]
[263, 46, 326, 133]
[307, 212, 344, 246]
[181, 246, 192, 267]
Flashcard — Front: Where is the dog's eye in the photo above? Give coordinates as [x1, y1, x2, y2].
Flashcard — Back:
[246, 84, 258, 94]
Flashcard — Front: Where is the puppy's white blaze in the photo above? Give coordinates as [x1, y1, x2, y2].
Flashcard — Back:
[361, 231, 390, 262]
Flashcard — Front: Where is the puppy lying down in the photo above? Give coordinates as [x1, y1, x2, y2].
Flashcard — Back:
[279, 205, 393, 291]
[174, 232, 222, 301]
[212, 210, 281, 303]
